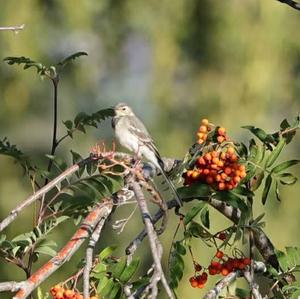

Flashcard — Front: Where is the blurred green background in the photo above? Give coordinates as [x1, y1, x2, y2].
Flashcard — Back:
[0, 0, 300, 298]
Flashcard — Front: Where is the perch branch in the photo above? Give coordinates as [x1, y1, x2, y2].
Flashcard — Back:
[277, 0, 300, 11]
[0, 24, 25, 31]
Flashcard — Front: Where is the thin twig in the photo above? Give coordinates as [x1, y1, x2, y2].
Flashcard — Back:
[0, 24, 25, 31]
[244, 270, 264, 299]
[83, 216, 107, 299]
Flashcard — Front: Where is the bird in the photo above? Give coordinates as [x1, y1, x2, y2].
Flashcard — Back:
[112, 102, 183, 207]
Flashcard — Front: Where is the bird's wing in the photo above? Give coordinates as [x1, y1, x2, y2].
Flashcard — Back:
[127, 115, 162, 159]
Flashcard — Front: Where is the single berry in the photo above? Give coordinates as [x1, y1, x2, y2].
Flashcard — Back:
[201, 118, 209, 126]
[215, 250, 224, 259]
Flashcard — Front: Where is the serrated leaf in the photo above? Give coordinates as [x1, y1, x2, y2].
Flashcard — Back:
[99, 246, 117, 260]
[119, 258, 140, 283]
[184, 202, 205, 225]
[272, 160, 300, 174]
[265, 137, 285, 168]
[262, 174, 272, 205]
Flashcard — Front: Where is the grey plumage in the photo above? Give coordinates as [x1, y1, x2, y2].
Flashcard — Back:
[112, 103, 182, 207]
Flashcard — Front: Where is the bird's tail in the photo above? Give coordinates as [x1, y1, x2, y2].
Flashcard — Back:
[158, 165, 183, 207]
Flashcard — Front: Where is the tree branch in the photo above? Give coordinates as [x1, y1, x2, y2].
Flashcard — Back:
[0, 24, 25, 31]
[277, 0, 300, 11]
[83, 216, 107, 299]
[130, 178, 175, 299]
[11, 199, 113, 299]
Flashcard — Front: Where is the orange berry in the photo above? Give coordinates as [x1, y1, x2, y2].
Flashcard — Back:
[220, 152, 226, 160]
[220, 173, 227, 180]
[224, 167, 232, 175]
[230, 154, 238, 162]
[239, 164, 246, 171]
[186, 170, 194, 177]
[218, 127, 226, 136]
[221, 268, 229, 276]
[199, 125, 208, 133]
[215, 174, 221, 182]
[203, 168, 210, 175]
[197, 157, 206, 165]
[192, 171, 200, 180]
[211, 163, 218, 170]
[217, 136, 225, 143]
[90, 297, 99, 299]
[226, 183, 233, 190]
[216, 250, 224, 259]
[233, 176, 241, 183]
[198, 139, 204, 144]
[201, 118, 209, 126]
[64, 289, 75, 298]
[197, 283, 205, 289]
[55, 291, 64, 299]
[204, 153, 212, 161]
[240, 171, 246, 178]
[211, 151, 218, 158]
[208, 265, 217, 275]
[189, 277, 198, 288]
[217, 160, 224, 167]
[227, 146, 235, 155]
[206, 176, 214, 184]
[197, 132, 205, 139]
[212, 157, 219, 164]
[76, 295, 83, 299]
[218, 182, 226, 190]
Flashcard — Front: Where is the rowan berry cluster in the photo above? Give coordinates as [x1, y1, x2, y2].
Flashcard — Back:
[189, 250, 251, 289]
[50, 285, 99, 299]
[196, 119, 228, 144]
[184, 146, 246, 190]
[208, 250, 251, 276]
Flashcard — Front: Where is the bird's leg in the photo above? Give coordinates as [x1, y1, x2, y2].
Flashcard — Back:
[132, 144, 142, 168]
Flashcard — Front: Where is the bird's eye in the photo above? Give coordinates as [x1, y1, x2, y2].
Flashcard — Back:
[122, 107, 126, 111]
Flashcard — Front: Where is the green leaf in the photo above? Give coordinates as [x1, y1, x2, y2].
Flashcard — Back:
[215, 191, 248, 212]
[275, 181, 281, 202]
[57, 51, 88, 67]
[119, 258, 140, 283]
[187, 222, 212, 238]
[35, 245, 56, 257]
[279, 173, 297, 185]
[265, 137, 285, 168]
[262, 174, 272, 205]
[177, 184, 211, 201]
[272, 160, 300, 174]
[291, 290, 300, 299]
[174, 241, 186, 255]
[242, 126, 275, 144]
[235, 288, 250, 298]
[108, 284, 121, 299]
[251, 171, 264, 191]
[99, 246, 117, 260]
[184, 202, 205, 225]
[63, 120, 73, 130]
[200, 206, 210, 229]
[109, 257, 127, 279]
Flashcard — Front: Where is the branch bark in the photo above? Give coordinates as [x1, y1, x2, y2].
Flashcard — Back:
[277, 0, 300, 11]
[11, 199, 113, 299]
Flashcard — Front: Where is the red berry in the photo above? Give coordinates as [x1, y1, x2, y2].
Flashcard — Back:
[189, 277, 198, 288]
[243, 258, 251, 266]
[215, 250, 224, 259]
[218, 232, 227, 241]
[194, 263, 202, 272]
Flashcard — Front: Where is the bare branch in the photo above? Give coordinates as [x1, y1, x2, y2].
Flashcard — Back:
[11, 199, 113, 299]
[0, 24, 25, 32]
[0, 281, 23, 292]
[203, 271, 240, 299]
[83, 216, 107, 299]
[244, 270, 265, 299]
[277, 0, 300, 11]
[130, 178, 175, 299]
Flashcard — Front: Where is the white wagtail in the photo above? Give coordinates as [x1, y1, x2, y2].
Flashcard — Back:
[112, 103, 182, 207]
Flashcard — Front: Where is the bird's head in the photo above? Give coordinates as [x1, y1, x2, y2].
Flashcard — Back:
[114, 103, 134, 117]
